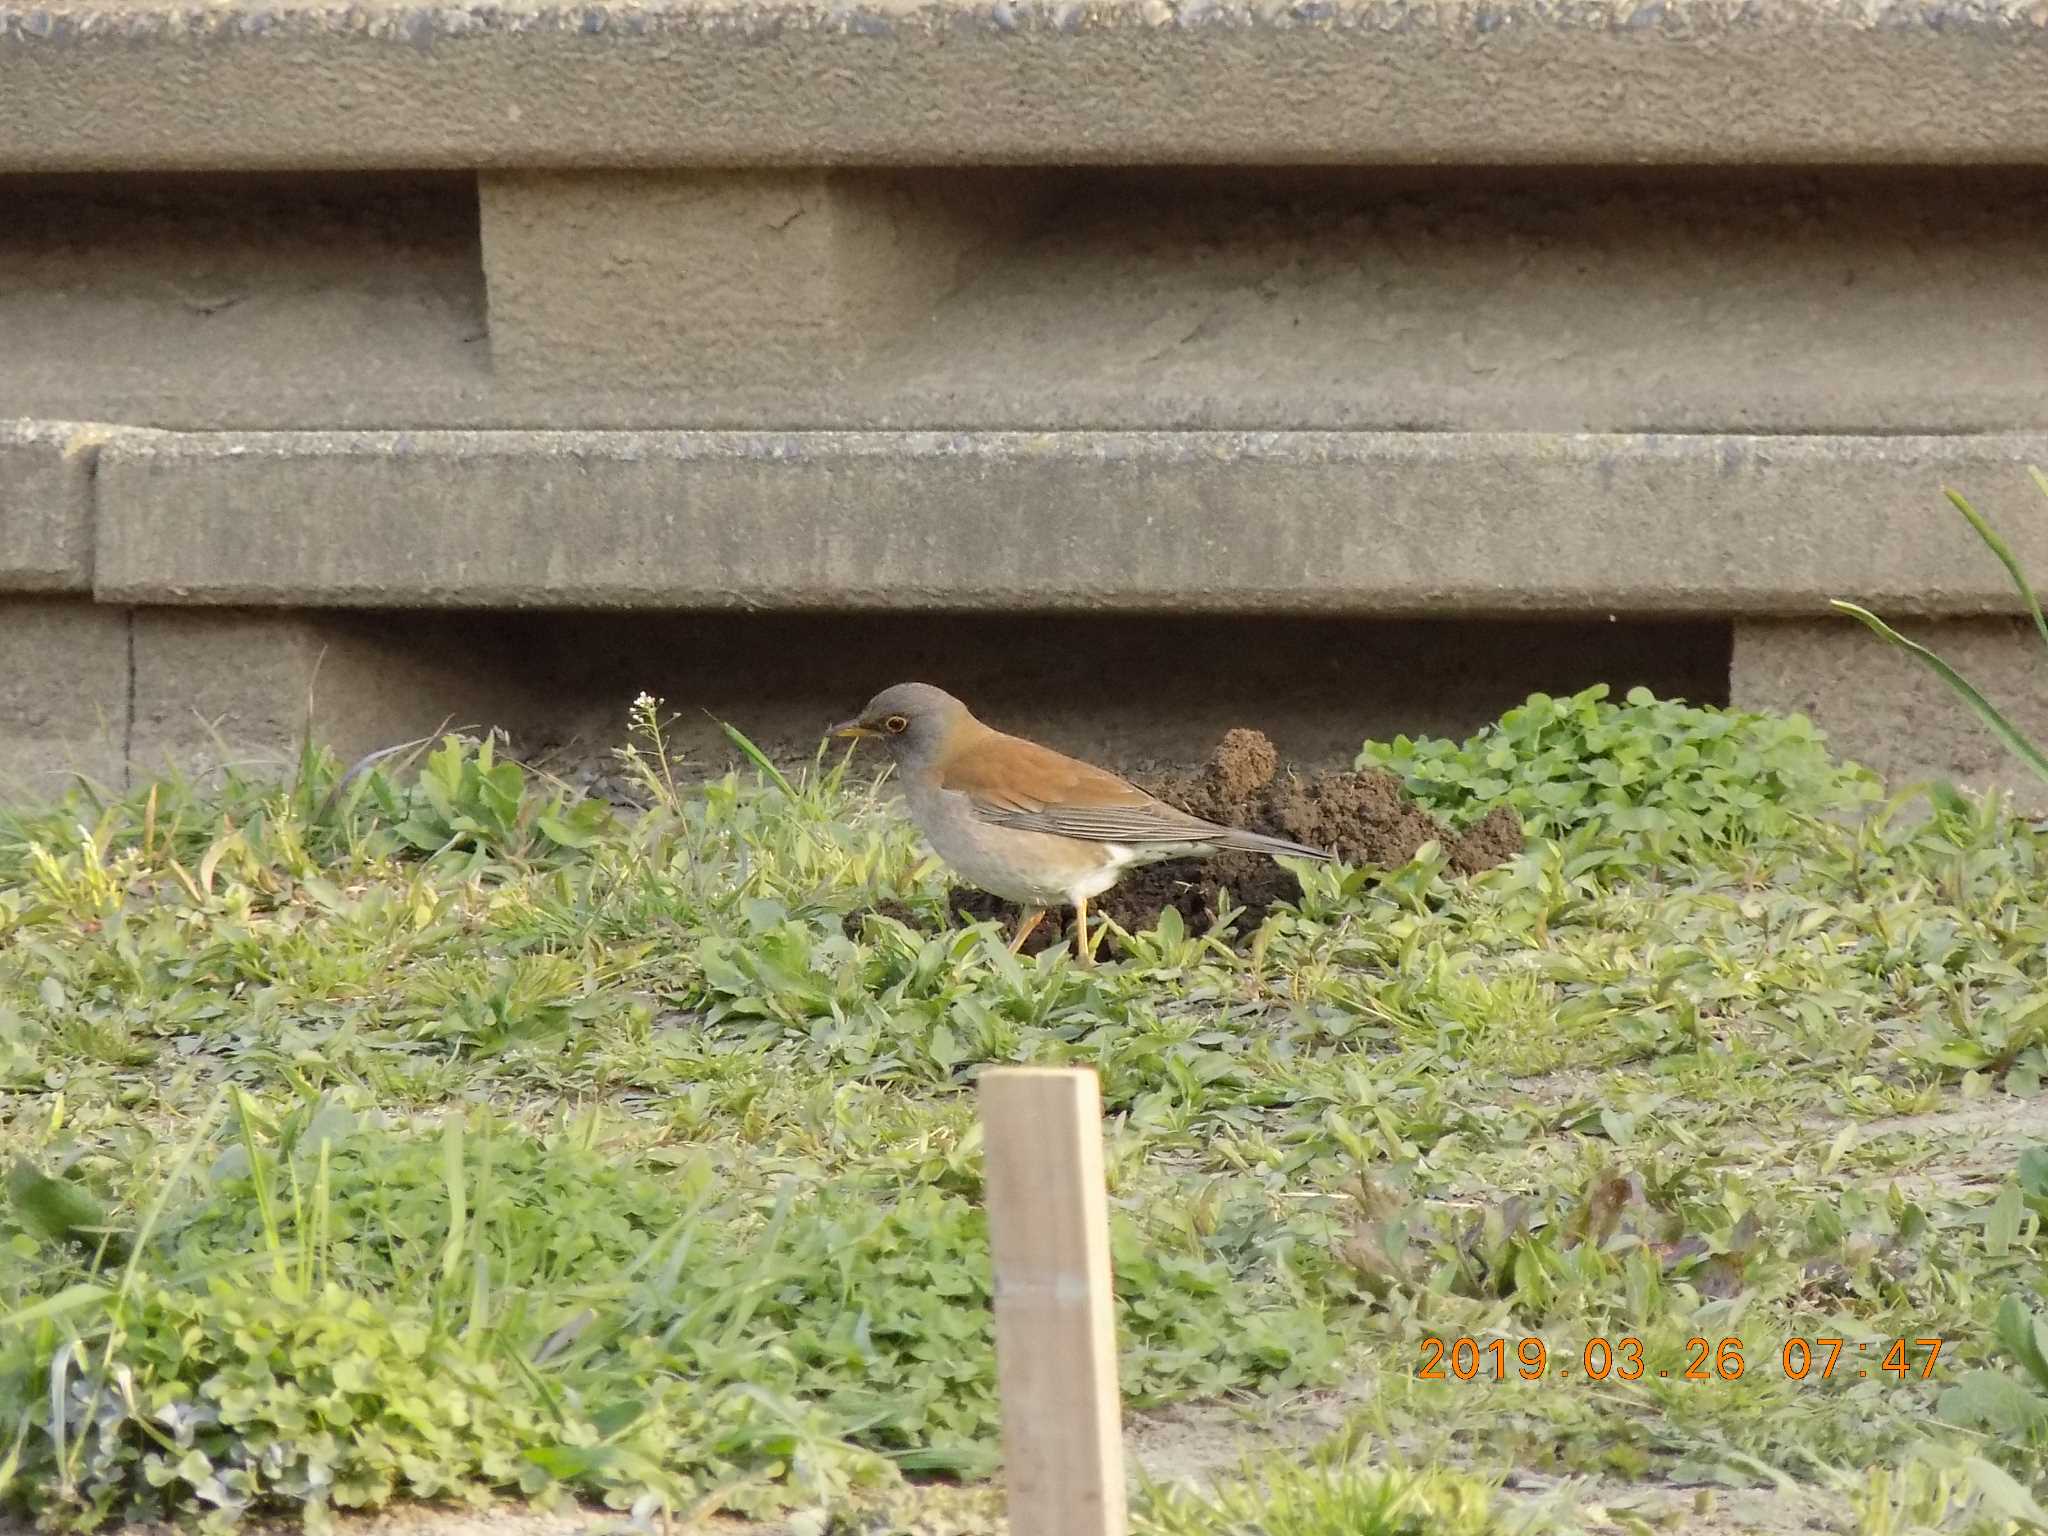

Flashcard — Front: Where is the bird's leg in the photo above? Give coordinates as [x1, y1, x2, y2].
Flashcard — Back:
[1074, 894, 1095, 966]
[1008, 906, 1047, 953]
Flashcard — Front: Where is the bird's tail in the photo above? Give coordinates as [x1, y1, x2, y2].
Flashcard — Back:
[1211, 827, 1334, 862]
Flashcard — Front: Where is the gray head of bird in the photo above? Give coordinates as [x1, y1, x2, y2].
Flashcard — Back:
[828, 682, 978, 771]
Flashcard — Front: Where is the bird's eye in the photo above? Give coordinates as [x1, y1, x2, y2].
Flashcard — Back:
[884, 714, 910, 735]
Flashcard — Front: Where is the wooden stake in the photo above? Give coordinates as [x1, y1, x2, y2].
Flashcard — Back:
[979, 1066, 1127, 1536]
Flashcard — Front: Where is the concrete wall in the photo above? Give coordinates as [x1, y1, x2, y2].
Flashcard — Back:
[6, 1, 2048, 804]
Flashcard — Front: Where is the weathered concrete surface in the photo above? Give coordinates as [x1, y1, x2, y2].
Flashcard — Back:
[871, 171, 2048, 437]
[0, 174, 491, 433]
[88, 428, 2048, 614]
[1733, 618, 2048, 811]
[0, 602, 536, 800]
[6, 2, 2048, 172]
[0, 421, 100, 591]
[0, 598, 128, 802]
[125, 610, 540, 784]
[482, 170, 1051, 398]
[14, 170, 2048, 435]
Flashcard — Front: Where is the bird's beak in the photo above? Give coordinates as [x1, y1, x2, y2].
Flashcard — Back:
[829, 719, 876, 741]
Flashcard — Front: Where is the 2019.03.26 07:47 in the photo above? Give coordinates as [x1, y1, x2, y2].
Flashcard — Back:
[1417, 1335, 1945, 1383]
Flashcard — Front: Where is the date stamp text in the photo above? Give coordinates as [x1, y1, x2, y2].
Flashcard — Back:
[1417, 1335, 1945, 1383]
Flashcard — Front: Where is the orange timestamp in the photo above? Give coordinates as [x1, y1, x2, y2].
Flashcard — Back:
[1418, 1335, 1946, 1383]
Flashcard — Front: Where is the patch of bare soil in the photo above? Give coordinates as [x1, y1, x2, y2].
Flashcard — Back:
[909, 728, 1522, 952]
[1121, 1387, 1360, 1489]
[1854, 1095, 2048, 1196]
[1500, 1477, 1845, 1536]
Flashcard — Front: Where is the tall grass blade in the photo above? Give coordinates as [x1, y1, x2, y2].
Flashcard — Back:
[48, 1341, 74, 1497]
[1830, 600, 2048, 787]
[313, 725, 462, 825]
[1, 1285, 110, 1332]
[1946, 487, 2048, 658]
[441, 1113, 468, 1291]
[118, 1090, 228, 1307]
[0, 1415, 30, 1502]
[234, 1088, 288, 1287]
[716, 718, 798, 801]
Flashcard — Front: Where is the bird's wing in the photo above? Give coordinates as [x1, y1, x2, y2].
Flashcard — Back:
[942, 732, 1225, 846]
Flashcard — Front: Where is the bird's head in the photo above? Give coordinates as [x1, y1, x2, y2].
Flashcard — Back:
[829, 682, 976, 768]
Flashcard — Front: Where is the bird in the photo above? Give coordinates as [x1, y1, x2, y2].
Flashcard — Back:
[830, 682, 1332, 963]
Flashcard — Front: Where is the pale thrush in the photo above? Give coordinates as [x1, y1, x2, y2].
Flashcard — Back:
[832, 682, 1330, 962]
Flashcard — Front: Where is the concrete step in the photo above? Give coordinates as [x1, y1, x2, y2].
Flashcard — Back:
[49, 425, 2048, 615]
[6, 1, 2048, 171]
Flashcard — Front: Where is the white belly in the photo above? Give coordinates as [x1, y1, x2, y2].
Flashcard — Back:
[905, 782, 1154, 906]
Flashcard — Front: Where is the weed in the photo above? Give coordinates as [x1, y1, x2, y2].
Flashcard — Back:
[1359, 684, 1879, 844]
[1135, 1452, 1505, 1536]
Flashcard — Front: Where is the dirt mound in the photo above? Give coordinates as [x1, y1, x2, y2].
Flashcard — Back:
[865, 729, 1522, 955]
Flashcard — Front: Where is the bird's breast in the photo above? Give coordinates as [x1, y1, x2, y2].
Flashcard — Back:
[903, 783, 1118, 905]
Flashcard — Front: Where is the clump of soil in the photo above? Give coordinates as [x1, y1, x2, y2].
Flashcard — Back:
[861, 728, 1522, 955]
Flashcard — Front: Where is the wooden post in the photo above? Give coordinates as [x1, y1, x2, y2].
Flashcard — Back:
[979, 1066, 1128, 1536]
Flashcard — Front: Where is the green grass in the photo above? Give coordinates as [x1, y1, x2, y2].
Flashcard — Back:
[1, 696, 2045, 1534]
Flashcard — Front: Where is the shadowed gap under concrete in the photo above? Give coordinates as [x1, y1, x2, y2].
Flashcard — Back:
[289, 610, 1735, 777]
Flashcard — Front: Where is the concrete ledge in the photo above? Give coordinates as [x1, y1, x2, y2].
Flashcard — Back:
[88, 428, 2048, 614]
[6, 2, 2048, 172]
[0, 420, 99, 592]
